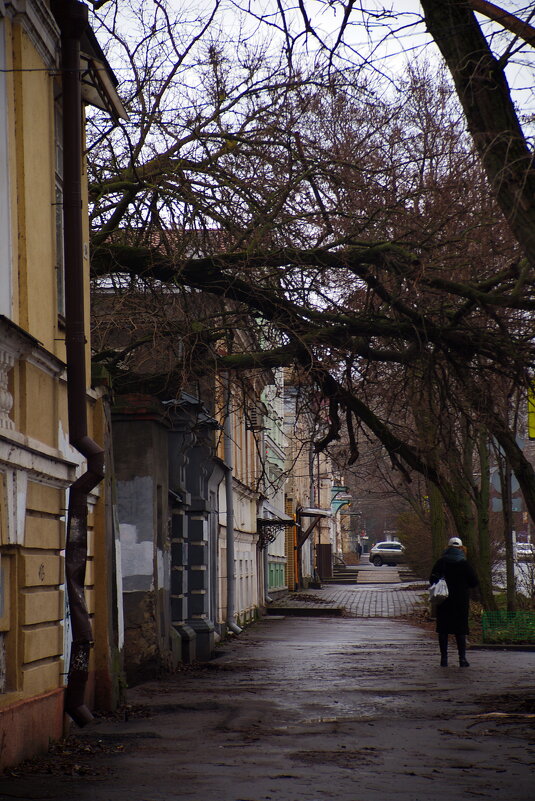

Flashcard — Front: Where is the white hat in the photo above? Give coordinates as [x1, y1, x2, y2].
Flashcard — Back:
[448, 537, 463, 547]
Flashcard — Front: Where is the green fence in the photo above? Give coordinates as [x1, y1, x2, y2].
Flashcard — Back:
[481, 611, 535, 644]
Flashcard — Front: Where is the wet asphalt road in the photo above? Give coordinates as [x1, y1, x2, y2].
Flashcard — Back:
[1, 613, 534, 801]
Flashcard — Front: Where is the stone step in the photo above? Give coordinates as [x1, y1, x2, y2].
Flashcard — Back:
[357, 569, 401, 584]
[332, 569, 359, 576]
[265, 604, 344, 617]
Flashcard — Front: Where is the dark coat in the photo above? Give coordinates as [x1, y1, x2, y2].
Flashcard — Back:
[430, 548, 479, 635]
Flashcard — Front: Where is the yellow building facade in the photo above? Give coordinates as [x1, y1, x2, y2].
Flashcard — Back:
[283, 378, 334, 588]
[0, 0, 124, 769]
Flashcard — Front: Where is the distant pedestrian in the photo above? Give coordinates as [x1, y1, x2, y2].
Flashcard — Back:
[429, 537, 479, 668]
[356, 541, 362, 563]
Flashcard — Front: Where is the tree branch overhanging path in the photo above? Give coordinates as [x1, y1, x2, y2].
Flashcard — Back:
[88, 1, 535, 541]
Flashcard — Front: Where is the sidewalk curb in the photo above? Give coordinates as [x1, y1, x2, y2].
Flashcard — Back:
[265, 605, 344, 617]
[470, 643, 535, 652]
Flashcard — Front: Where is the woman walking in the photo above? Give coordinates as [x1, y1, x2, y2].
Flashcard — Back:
[430, 537, 479, 667]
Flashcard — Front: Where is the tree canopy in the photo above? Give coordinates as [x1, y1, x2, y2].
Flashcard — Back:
[88, 1, 535, 546]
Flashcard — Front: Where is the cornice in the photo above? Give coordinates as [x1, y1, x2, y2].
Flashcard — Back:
[5, 0, 60, 68]
[0, 430, 77, 486]
[0, 316, 65, 376]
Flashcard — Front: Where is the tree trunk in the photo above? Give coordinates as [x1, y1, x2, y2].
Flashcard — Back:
[499, 456, 517, 611]
[421, 0, 535, 265]
[441, 473, 478, 558]
[475, 432, 496, 610]
[428, 481, 446, 562]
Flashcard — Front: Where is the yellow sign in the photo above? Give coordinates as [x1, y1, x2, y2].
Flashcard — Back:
[529, 388, 535, 439]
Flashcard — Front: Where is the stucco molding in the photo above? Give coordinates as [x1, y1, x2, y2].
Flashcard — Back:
[234, 529, 260, 543]
[0, 316, 66, 432]
[5, 0, 60, 67]
[0, 433, 76, 486]
[24, 347, 66, 380]
[0, 346, 14, 431]
[0, 434, 77, 545]
[0, 467, 26, 544]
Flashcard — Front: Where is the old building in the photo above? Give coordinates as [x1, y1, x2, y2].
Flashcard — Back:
[283, 375, 339, 587]
[92, 284, 291, 672]
[0, 0, 125, 769]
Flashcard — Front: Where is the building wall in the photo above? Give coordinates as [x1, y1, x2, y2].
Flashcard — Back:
[90, 393, 124, 711]
[261, 378, 288, 593]
[283, 380, 338, 587]
[167, 397, 220, 661]
[234, 486, 260, 624]
[0, 2, 105, 768]
[216, 377, 263, 626]
[112, 407, 173, 685]
[285, 495, 298, 592]
[218, 478, 260, 626]
[283, 383, 312, 586]
[0, 4, 71, 769]
[0, 13, 12, 317]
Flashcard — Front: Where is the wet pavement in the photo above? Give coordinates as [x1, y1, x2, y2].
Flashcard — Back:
[269, 561, 428, 617]
[272, 582, 427, 617]
[1, 593, 534, 801]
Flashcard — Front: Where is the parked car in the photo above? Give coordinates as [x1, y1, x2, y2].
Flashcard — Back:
[369, 541, 405, 567]
[513, 542, 535, 561]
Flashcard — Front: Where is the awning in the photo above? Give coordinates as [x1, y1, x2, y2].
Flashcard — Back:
[298, 507, 332, 518]
[81, 25, 129, 121]
[259, 501, 294, 523]
[257, 504, 294, 549]
[296, 506, 331, 548]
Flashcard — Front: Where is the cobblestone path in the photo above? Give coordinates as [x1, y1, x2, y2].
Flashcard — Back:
[302, 582, 428, 617]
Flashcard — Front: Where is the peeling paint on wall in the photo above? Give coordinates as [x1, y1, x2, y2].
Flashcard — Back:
[58, 420, 85, 474]
[0, 469, 27, 545]
[157, 547, 169, 592]
[115, 538, 124, 650]
[116, 475, 157, 592]
[119, 523, 153, 591]
[117, 477, 153, 539]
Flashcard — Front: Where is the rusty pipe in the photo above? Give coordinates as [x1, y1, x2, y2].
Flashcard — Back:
[53, 0, 105, 727]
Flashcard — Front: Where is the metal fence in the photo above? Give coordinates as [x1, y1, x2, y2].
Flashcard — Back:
[482, 610, 535, 643]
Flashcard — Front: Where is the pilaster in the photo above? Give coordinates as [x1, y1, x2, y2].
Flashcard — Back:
[170, 507, 196, 662]
[185, 511, 214, 661]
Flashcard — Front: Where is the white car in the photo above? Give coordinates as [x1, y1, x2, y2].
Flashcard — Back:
[369, 541, 405, 567]
[513, 543, 535, 561]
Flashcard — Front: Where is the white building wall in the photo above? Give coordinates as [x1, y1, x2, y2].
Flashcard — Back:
[218, 480, 260, 626]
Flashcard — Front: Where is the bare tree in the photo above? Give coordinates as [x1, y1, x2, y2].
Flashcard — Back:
[87, 1, 535, 597]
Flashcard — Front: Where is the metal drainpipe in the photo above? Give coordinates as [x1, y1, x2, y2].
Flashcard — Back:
[54, 0, 105, 726]
[223, 372, 242, 635]
[264, 542, 273, 604]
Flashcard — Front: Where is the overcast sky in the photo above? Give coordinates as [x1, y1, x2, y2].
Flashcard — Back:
[217, 1, 535, 114]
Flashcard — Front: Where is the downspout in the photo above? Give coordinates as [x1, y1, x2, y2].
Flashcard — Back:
[263, 539, 273, 604]
[223, 372, 242, 635]
[54, 0, 105, 726]
[303, 441, 315, 590]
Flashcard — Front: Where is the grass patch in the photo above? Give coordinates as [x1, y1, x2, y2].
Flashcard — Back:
[481, 610, 535, 644]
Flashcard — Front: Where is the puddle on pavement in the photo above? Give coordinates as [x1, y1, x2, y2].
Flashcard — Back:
[301, 714, 375, 724]
[290, 746, 379, 768]
[272, 712, 378, 729]
[347, 685, 433, 694]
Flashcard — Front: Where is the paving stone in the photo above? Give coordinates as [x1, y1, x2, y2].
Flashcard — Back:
[268, 581, 428, 618]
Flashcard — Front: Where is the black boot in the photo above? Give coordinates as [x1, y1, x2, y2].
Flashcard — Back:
[456, 634, 469, 666]
[438, 632, 448, 667]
